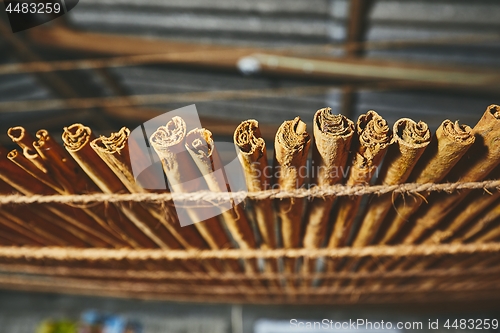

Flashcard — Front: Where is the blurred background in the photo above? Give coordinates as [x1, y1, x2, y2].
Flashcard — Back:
[0, 0, 499, 332]
[1, 0, 500, 147]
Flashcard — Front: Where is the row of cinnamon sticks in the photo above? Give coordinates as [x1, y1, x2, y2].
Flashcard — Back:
[0, 105, 499, 277]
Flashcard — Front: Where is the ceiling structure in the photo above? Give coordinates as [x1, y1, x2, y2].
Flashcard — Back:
[0, 0, 499, 149]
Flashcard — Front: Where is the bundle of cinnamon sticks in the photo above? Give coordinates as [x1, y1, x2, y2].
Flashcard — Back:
[0, 104, 500, 297]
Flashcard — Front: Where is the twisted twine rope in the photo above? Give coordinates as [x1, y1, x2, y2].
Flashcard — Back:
[1, 262, 497, 280]
[0, 179, 499, 205]
[0, 242, 498, 260]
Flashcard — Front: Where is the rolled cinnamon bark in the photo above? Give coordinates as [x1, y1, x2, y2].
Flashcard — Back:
[328, 110, 392, 248]
[429, 172, 500, 245]
[149, 117, 232, 251]
[0, 147, 51, 197]
[303, 108, 355, 249]
[185, 127, 263, 278]
[7, 126, 35, 148]
[34, 130, 82, 179]
[7, 149, 62, 193]
[473, 223, 500, 243]
[91, 127, 208, 250]
[63, 124, 124, 193]
[364, 108, 500, 278]
[353, 121, 475, 279]
[185, 128, 256, 250]
[34, 129, 100, 194]
[32, 129, 155, 249]
[91, 128, 143, 194]
[0, 177, 62, 246]
[7, 126, 45, 171]
[234, 120, 275, 249]
[274, 117, 311, 275]
[0, 208, 60, 246]
[149, 118, 246, 277]
[379, 120, 475, 245]
[351, 118, 431, 247]
[0, 176, 77, 246]
[453, 199, 500, 243]
[90, 127, 224, 276]
[274, 117, 311, 249]
[0, 216, 43, 246]
[403, 104, 500, 244]
[381, 196, 500, 291]
[234, 120, 280, 283]
[8, 127, 72, 195]
[63, 124, 182, 249]
[0, 146, 99, 247]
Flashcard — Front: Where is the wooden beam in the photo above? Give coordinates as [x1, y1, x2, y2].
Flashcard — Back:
[345, 0, 374, 57]
[341, 0, 374, 117]
[26, 27, 500, 94]
[250, 53, 500, 93]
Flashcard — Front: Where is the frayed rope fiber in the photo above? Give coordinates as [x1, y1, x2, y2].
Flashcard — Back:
[0, 179, 499, 205]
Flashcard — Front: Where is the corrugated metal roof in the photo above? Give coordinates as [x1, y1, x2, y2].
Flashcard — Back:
[0, 0, 499, 146]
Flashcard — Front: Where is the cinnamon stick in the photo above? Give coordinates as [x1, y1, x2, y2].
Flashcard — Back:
[473, 224, 500, 243]
[351, 118, 431, 247]
[33, 129, 154, 248]
[0, 218, 43, 246]
[234, 120, 275, 249]
[185, 127, 264, 278]
[377, 194, 500, 290]
[428, 187, 500, 245]
[63, 124, 182, 249]
[0, 202, 71, 246]
[353, 120, 475, 279]
[1, 206, 86, 247]
[91, 127, 208, 250]
[8, 128, 121, 246]
[403, 104, 500, 244]
[91, 127, 145, 194]
[379, 120, 475, 245]
[185, 127, 256, 249]
[274, 117, 311, 274]
[0, 146, 107, 247]
[7, 149, 62, 193]
[366, 115, 500, 282]
[233, 120, 280, 284]
[303, 108, 355, 249]
[34, 129, 94, 193]
[8, 127, 137, 248]
[0, 210, 51, 246]
[7, 126, 45, 171]
[453, 199, 500, 243]
[274, 117, 311, 248]
[150, 117, 245, 277]
[7, 126, 36, 150]
[328, 110, 392, 248]
[149, 117, 232, 250]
